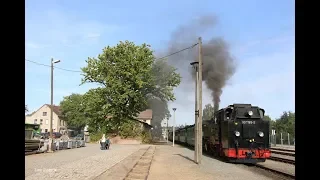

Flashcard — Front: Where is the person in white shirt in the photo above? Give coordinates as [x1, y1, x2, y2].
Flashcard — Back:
[100, 134, 107, 150]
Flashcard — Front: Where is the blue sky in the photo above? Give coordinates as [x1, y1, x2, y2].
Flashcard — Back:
[25, 0, 295, 125]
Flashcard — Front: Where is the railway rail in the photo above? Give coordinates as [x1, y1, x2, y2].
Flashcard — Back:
[270, 148, 295, 165]
[271, 149, 295, 157]
[254, 164, 295, 179]
[270, 147, 295, 153]
[269, 156, 295, 165]
[123, 146, 155, 180]
[170, 141, 295, 179]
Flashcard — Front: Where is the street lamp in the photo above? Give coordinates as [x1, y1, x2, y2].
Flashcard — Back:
[172, 108, 177, 147]
[166, 117, 169, 143]
[190, 61, 199, 163]
[48, 58, 61, 153]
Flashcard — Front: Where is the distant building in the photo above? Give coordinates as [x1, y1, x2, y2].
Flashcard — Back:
[25, 104, 67, 133]
[135, 109, 152, 125]
[105, 109, 153, 131]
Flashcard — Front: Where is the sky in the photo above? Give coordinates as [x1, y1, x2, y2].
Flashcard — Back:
[25, 0, 295, 126]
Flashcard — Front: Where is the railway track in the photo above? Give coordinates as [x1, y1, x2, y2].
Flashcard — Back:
[123, 146, 155, 180]
[254, 164, 295, 179]
[172, 141, 295, 179]
[270, 148, 295, 165]
[270, 147, 295, 153]
[269, 156, 295, 165]
[271, 149, 295, 157]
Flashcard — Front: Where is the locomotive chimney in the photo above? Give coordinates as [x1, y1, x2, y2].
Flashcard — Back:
[214, 104, 219, 113]
[212, 104, 219, 122]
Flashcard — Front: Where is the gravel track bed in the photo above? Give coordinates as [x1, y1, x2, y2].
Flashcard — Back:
[270, 150, 295, 156]
[25, 143, 150, 180]
[94, 146, 151, 180]
[257, 160, 295, 177]
[270, 145, 295, 150]
[148, 145, 275, 180]
[271, 153, 295, 161]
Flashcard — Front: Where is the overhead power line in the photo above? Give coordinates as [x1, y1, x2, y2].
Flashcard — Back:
[155, 43, 199, 61]
[25, 42, 199, 73]
[25, 59, 82, 72]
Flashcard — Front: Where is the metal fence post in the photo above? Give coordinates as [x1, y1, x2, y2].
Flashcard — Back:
[288, 133, 290, 146]
[269, 134, 271, 146]
[280, 133, 283, 145]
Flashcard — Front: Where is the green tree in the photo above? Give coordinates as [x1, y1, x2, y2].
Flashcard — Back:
[203, 104, 214, 120]
[264, 114, 275, 133]
[25, 105, 28, 113]
[81, 41, 181, 134]
[81, 41, 155, 125]
[60, 93, 87, 131]
[81, 88, 113, 133]
[274, 111, 295, 136]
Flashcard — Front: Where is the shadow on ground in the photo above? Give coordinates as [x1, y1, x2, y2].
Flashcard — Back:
[173, 153, 195, 163]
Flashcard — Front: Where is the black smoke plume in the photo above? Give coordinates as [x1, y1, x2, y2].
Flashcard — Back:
[202, 38, 236, 112]
[164, 15, 236, 112]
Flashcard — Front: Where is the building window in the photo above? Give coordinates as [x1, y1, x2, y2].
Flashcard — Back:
[40, 119, 43, 125]
[34, 119, 37, 124]
[45, 129, 48, 132]
[45, 119, 49, 125]
[43, 112, 47, 116]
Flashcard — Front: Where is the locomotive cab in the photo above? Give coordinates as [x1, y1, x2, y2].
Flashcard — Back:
[214, 104, 271, 163]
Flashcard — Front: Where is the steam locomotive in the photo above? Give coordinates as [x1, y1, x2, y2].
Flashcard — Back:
[168, 104, 271, 163]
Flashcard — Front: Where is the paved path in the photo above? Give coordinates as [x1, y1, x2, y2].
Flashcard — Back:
[25, 143, 150, 180]
[148, 145, 275, 180]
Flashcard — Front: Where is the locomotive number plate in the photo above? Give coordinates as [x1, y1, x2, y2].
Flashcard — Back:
[241, 121, 255, 124]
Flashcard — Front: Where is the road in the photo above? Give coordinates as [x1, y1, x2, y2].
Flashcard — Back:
[25, 143, 150, 180]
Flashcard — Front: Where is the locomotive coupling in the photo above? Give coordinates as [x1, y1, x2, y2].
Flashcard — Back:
[245, 151, 255, 158]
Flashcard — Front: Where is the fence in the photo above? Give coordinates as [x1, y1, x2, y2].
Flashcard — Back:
[269, 132, 295, 146]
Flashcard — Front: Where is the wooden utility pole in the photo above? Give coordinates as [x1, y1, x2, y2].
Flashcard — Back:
[48, 58, 54, 153]
[48, 58, 61, 153]
[198, 37, 203, 164]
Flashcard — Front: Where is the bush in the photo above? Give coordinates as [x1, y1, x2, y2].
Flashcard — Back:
[119, 120, 142, 138]
[141, 130, 152, 144]
[90, 132, 104, 142]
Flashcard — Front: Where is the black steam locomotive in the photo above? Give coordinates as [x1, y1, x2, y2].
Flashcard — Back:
[168, 104, 271, 163]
